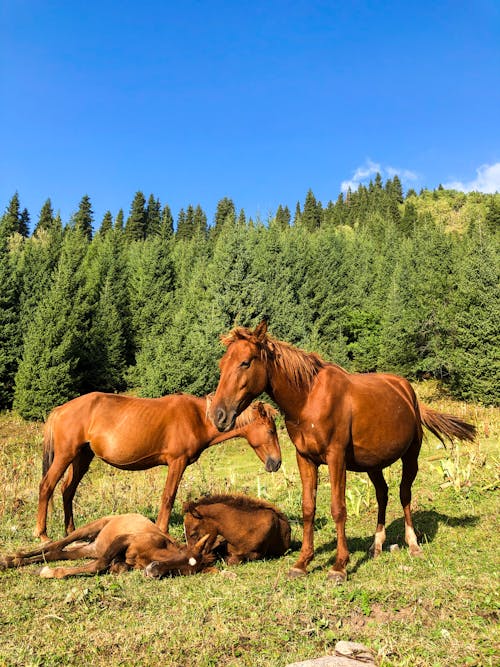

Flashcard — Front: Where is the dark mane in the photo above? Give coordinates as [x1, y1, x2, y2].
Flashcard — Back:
[184, 493, 287, 521]
[222, 326, 341, 391]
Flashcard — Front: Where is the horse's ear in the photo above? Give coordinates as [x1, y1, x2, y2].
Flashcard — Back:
[254, 319, 268, 341]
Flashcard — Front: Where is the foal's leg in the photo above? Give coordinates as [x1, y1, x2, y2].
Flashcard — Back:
[367, 470, 388, 557]
[289, 452, 318, 578]
[60, 445, 95, 535]
[400, 440, 423, 557]
[326, 450, 349, 583]
[156, 457, 188, 533]
[40, 557, 110, 579]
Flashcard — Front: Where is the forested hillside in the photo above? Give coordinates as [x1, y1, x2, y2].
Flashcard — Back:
[1, 177, 498, 420]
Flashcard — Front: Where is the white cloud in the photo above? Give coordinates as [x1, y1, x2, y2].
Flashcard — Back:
[443, 162, 500, 194]
[341, 159, 418, 192]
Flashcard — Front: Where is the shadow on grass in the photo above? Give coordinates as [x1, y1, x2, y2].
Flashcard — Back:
[296, 510, 479, 575]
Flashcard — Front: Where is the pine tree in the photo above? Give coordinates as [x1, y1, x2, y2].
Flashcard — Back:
[14, 228, 90, 419]
[73, 194, 94, 240]
[145, 195, 161, 237]
[115, 209, 124, 232]
[160, 205, 174, 239]
[401, 201, 418, 236]
[124, 192, 147, 241]
[35, 199, 55, 234]
[300, 190, 321, 231]
[211, 197, 235, 238]
[448, 222, 499, 403]
[275, 205, 291, 229]
[99, 211, 113, 235]
[0, 216, 23, 407]
[2, 192, 21, 236]
[19, 208, 30, 237]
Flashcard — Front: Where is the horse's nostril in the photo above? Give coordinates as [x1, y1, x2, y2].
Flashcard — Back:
[266, 457, 282, 473]
[216, 408, 226, 425]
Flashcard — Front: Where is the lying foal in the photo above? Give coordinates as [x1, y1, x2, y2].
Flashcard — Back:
[0, 514, 210, 579]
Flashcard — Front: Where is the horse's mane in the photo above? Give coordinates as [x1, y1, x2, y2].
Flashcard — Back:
[205, 394, 278, 427]
[221, 326, 330, 391]
[184, 493, 287, 521]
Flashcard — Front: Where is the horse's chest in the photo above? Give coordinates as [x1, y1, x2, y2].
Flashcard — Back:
[285, 420, 327, 462]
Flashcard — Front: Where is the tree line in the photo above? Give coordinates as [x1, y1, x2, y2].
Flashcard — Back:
[0, 176, 498, 420]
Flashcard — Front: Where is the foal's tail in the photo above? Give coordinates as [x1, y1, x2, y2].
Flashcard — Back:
[419, 403, 476, 447]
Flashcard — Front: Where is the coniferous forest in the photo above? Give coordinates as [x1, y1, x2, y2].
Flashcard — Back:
[1, 177, 498, 421]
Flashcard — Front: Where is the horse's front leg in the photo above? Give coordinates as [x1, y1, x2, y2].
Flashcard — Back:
[156, 457, 188, 533]
[289, 451, 318, 578]
[326, 449, 348, 583]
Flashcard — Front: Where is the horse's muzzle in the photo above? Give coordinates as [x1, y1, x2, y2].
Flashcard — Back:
[265, 456, 281, 473]
[214, 407, 236, 432]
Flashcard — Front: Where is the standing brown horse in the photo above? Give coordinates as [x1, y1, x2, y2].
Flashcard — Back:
[36, 391, 281, 541]
[210, 320, 476, 583]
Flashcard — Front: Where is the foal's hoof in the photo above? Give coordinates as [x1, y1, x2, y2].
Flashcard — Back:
[327, 569, 347, 585]
[288, 567, 307, 579]
[39, 566, 55, 578]
[144, 561, 162, 579]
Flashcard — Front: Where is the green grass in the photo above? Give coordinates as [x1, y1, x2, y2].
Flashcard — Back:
[0, 387, 498, 666]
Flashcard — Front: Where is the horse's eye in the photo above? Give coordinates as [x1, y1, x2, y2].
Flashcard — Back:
[240, 360, 251, 369]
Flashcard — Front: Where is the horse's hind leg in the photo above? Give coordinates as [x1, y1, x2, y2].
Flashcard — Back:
[367, 470, 388, 557]
[400, 439, 423, 557]
[36, 450, 78, 541]
[61, 445, 95, 535]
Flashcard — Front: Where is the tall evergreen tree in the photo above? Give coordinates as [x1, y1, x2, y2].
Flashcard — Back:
[124, 192, 147, 241]
[160, 204, 174, 239]
[99, 211, 113, 235]
[0, 217, 23, 407]
[211, 197, 235, 238]
[14, 228, 90, 419]
[19, 208, 30, 237]
[145, 195, 161, 237]
[73, 194, 94, 240]
[35, 199, 55, 234]
[2, 192, 21, 236]
[115, 208, 124, 232]
[301, 189, 322, 231]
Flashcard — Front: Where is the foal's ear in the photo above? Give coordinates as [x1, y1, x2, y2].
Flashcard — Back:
[254, 319, 268, 341]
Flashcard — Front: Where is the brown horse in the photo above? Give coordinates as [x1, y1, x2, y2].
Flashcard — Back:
[183, 494, 291, 564]
[36, 392, 281, 541]
[1, 514, 212, 579]
[210, 320, 476, 583]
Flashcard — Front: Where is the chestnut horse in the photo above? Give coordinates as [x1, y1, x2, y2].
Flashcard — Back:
[210, 320, 476, 583]
[36, 392, 281, 541]
[183, 493, 291, 564]
[1, 514, 211, 579]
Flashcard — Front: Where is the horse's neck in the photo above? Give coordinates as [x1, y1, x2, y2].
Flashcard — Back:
[266, 366, 308, 421]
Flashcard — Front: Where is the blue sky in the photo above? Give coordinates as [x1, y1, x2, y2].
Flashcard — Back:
[1, 0, 499, 228]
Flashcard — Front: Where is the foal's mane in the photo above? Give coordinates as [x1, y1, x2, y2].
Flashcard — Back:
[184, 493, 288, 521]
[221, 326, 328, 391]
[205, 394, 277, 428]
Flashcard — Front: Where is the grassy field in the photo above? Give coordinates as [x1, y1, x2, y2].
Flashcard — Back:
[0, 384, 498, 667]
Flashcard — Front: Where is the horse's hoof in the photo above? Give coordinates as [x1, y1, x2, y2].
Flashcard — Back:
[327, 569, 347, 585]
[39, 566, 55, 578]
[410, 545, 424, 558]
[288, 567, 307, 579]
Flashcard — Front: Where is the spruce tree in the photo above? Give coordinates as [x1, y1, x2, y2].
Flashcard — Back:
[2, 193, 21, 236]
[211, 197, 235, 238]
[73, 194, 94, 240]
[99, 211, 113, 235]
[0, 216, 23, 407]
[35, 199, 55, 234]
[19, 208, 30, 237]
[14, 228, 90, 419]
[124, 192, 147, 241]
[115, 209, 124, 232]
[160, 205, 174, 239]
[145, 195, 161, 237]
[301, 189, 322, 232]
[448, 222, 499, 403]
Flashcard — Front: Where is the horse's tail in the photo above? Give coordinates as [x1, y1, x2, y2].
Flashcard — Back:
[42, 410, 56, 477]
[418, 403, 476, 447]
